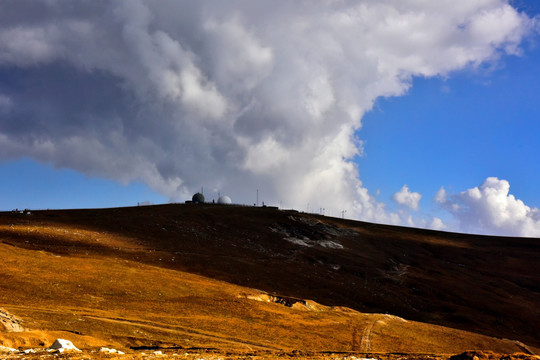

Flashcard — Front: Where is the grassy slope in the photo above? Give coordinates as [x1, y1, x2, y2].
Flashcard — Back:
[0, 204, 538, 354]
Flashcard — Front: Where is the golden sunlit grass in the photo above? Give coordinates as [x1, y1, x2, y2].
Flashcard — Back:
[0, 241, 358, 351]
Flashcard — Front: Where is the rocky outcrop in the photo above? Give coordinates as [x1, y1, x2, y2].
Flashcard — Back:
[0, 308, 25, 332]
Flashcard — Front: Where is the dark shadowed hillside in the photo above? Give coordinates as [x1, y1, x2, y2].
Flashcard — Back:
[0, 204, 539, 356]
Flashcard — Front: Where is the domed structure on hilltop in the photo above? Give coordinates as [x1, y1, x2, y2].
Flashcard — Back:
[218, 195, 232, 205]
[192, 192, 205, 204]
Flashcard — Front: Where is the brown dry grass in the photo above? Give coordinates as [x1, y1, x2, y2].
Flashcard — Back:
[0, 204, 539, 357]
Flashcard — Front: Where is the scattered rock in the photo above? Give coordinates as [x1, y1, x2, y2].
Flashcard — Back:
[450, 351, 540, 360]
[272, 217, 352, 249]
[246, 293, 307, 307]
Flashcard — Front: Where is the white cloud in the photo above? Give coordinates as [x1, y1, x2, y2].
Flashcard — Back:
[429, 217, 447, 231]
[0, 94, 12, 111]
[0, 26, 60, 65]
[435, 187, 448, 203]
[0, 1, 535, 224]
[437, 177, 540, 237]
[203, 16, 274, 92]
[393, 185, 422, 211]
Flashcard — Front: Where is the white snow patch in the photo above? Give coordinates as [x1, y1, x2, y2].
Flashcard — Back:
[48, 339, 79, 352]
[284, 237, 313, 247]
[319, 240, 344, 249]
[0, 346, 17, 353]
[100, 347, 124, 354]
[284, 237, 344, 249]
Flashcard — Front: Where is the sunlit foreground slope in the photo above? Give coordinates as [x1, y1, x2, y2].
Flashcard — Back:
[0, 204, 538, 356]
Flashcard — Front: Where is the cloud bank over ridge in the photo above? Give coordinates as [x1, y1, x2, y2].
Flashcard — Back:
[436, 177, 540, 237]
[0, 1, 536, 231]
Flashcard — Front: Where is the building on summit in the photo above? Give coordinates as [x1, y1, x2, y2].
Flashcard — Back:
[192, 192, 205, 204]
[218, 195, 232, 205]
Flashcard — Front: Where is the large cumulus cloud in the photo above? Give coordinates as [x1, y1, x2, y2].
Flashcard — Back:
[0, 0, 535, 222]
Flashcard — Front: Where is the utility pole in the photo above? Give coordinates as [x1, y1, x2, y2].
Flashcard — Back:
[256, 189, 259, 207]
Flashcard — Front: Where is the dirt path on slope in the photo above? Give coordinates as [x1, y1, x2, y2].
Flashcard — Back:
[83, 314, 281, 351]
[1, 305, 279, 352]
[359, 319, 380, 352]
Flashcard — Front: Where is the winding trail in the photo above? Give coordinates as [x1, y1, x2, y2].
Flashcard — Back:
[84, 314, 280, 351]
[2, 304, 279, 352]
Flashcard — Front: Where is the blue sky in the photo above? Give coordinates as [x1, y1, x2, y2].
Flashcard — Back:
[361, 47, 540, 215]
[0, 1, 539, 236]
[0, 158, 167, 210]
